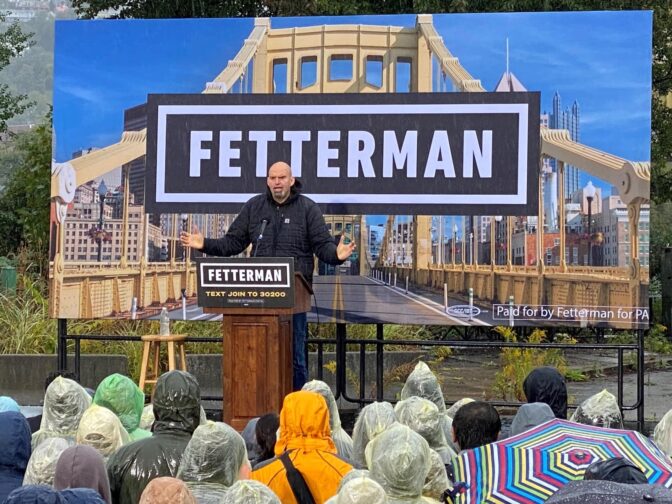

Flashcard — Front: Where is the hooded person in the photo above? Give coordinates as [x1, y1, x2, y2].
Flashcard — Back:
[523, 367, 568, 419]
[445, 398, 474, 420]
[32, 377, 91, 449]
[241, 417, 260, 465]
[510, 402, 556, 437]
[222, 480, 281, 504]
[366, 423, 432, 504]
[583, 458, 649, 485]
[570, 389, 624, 429]
[653, 408, 672, 458]
[329, 476, 387, 504]
[139, 477, 197, 504]
[107, 370, 201, 504]
[423, 449, 451, 501]
[394, 396, 456, 465]
[176, 421, 251, 503]
[254, 413, 280, 468]
[400, 362, 455, 449]
[0, 411, 32, 502]
[140, 404, 154, 431]
[4, 485, 65, 504]
[23, 437, 73, 486]
[59, 488, 107, 504]
[0, 396, 21, 413]
[252, 390, 352, 504]
[76, 405, 130, 461]
[302, 380, 354, 460]
[93, 373, 150, 441]
[53, 445, 112, 504]
[351, 402, 397, 469]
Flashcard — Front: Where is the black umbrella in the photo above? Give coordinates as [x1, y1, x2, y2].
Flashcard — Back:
[546, 480, 672, 503]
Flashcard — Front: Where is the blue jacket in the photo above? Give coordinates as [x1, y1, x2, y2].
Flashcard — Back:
[0, 411, 32, 503]
[3, 484, 65, 503]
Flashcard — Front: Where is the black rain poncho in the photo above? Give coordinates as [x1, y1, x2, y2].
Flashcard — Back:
[523, 367, 568, 419]
[107, 371, 201, 504]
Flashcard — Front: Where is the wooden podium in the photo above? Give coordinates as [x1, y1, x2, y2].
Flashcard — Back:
[203, 272, 312, 430]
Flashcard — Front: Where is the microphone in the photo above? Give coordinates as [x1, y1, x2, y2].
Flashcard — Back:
[253, 219, 269, 257]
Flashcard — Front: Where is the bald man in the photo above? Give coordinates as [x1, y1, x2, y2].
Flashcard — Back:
[181, 161, 355, 390]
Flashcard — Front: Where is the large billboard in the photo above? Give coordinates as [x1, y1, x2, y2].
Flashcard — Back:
[50, 11, 652, 328]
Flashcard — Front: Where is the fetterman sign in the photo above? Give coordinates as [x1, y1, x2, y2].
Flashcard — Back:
[145, 92, 540, 215]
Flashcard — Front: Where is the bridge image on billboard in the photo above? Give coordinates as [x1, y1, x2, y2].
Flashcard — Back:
[50, 11, 652, 328]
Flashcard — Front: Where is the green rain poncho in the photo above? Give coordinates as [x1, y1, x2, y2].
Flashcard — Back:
[93, 373, 150, 441]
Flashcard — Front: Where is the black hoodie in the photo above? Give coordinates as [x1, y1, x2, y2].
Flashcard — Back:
[523, 367, 568, 419]
[201, 179, 343, 284]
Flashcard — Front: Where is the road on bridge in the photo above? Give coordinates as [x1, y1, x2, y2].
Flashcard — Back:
[151, 274, 495, 326]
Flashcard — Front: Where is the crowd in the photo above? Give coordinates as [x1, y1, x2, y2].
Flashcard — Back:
[0, 362, 671, 503]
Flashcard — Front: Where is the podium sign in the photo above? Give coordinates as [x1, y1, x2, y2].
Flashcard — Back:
[196, 257, 295, 309]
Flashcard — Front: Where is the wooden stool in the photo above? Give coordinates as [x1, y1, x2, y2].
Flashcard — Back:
[138, 334, 188, 391]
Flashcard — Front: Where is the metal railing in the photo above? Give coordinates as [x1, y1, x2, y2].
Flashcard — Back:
[57, 319, 646, 431]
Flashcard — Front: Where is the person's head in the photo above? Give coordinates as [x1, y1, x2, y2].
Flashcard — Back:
[303, 380, 341, 431]
[44, 371, 77, 392]
[139, 477, 197, 504]
[76, 405, 129, 459]
[336, 476, 387, 504]
[93, 373, 145, 434]
[41, 376, 91, 435]
[570, 389, 623, 429]
[367, 423, 431, 501]
[275, 390, 335, 455]
[451, 401, 500, 451]
[0, 395, 21, 413]
[152, 370, 201, 435]
[267, 162, 295, 204]
[222, 480, 281, 504]
[400, 361, 446, 414]
[510, 402, 555, 437]
[54, 444, 112, 504]
[395, 396, 448, 453]
[583, 458, 648, 484]
[4, 485, 65, 504]
[177, 421, 250, 487]
[351, 402, 397, 469]
[24, 437, 73, 486]
[523, 367, 568, 419]
[0, 411, 32, 493]
[255, 413, 280, 462]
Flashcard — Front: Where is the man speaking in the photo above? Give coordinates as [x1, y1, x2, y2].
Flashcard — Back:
[180, 161, 356, 390]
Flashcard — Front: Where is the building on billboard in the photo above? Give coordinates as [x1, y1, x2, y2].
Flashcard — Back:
[550, 92, 582, 198]
[597, 193, 650, 268]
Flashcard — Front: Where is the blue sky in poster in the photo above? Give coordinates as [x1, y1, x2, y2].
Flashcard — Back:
[54, 10, 652, 207]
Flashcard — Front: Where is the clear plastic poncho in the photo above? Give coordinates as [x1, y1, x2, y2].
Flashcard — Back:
[23, 437, 73, 486]
[653, 408, 672, 457]
[221, 480, 281, 504]
[302, 380, 354, 460]
[177, 421, 249, 503]
[335, 475, 387, 504]
[351, 402, 397, 469]
[366, 424, 431, 504]
[140, 404, 154, 431]
[76, 404, 130, 460]
[338, 470, 371, 492]
[423, 449, 450, 501]
[394, 397, 456, 464]
[570, 389, 623, 429]
[93, 374, 150, 441]
[445, 398, 474, 419]
[32, 377, 91, 450]
[400, 363, 455, 451]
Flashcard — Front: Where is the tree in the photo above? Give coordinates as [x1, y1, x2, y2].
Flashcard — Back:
[0, 112, 52, 277]
[0, 15, 34, 132]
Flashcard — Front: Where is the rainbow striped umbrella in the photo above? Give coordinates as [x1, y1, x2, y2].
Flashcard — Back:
[451, 419, 672, 503]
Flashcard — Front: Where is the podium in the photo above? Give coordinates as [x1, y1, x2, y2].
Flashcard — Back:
[202, 269, 312, 431]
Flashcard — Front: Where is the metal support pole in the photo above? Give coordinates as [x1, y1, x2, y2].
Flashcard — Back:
[376, 323, 384, 402]
[359, 343, 366, 402]
[617, 348, 624, 419]
[469, 288, 474, 322]
[444, 284, 448, 313]
[57, 318, 68, 371]
[637, 328, 645, 432]
[335, 323, 347, 400]
[509, 295, 515, 327]
[74, 338, 81, 382]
